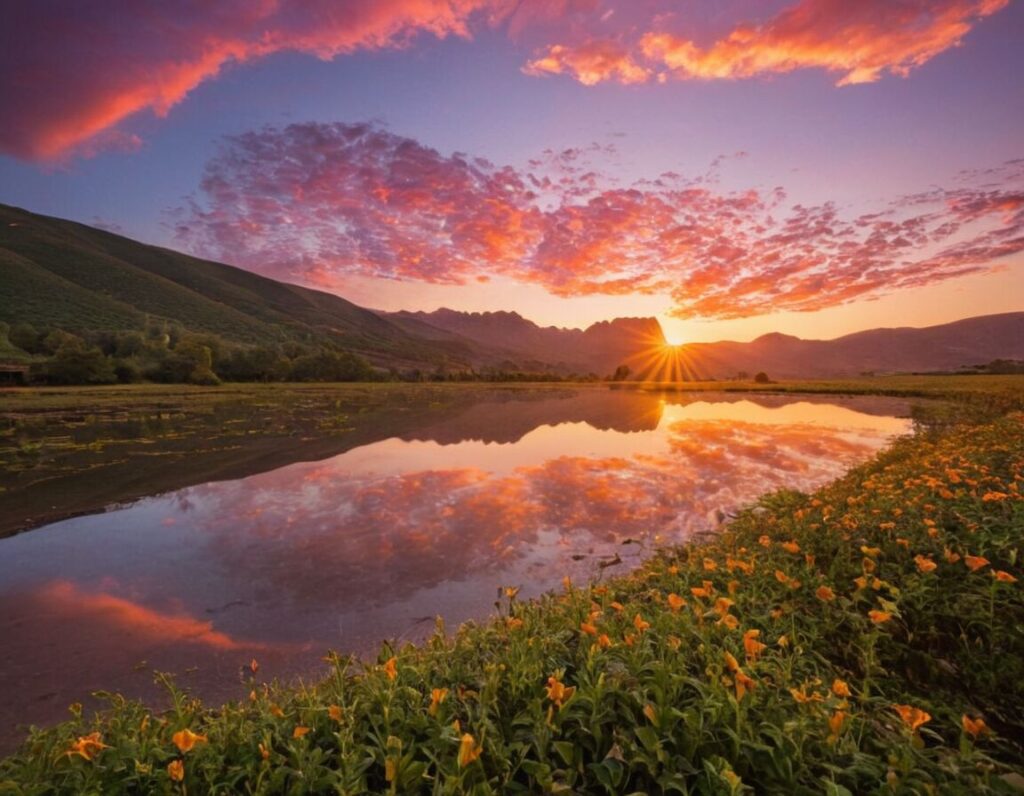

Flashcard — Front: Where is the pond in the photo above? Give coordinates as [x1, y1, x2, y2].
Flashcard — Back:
[0, 386, 913, 751]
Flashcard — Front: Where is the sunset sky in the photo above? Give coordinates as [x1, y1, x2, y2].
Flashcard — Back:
[1, 0, 1021, 343]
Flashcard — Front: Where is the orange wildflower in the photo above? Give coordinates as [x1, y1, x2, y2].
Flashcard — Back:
[546, 675, 575, 707]
[914, 555, 937, 573]
[743, 629, 766, 661]
[258, 742, 271, 760]
[633, 613, 650, 632]
[504, 586, 520, 599]
[734, 669, 755, 700]
[828, 710, 848, 738]
[428, 688, 448, 717]
[703, 557, 718, 571]
[868, 610, 893, 624]
[962, 715, 988, 738]
[862, 557, 877, 573]
[713, 597, 734, 615]
[458, 733, 482, 767]
[893, 704, 931, 732]
[65, 732, 109, 761]
[269, 704, 285, 718]
[292, 726, 310, 739]
[816, 585, 835, 602]
[609, 601, 625, 613]
[328, 704, 344, 722]
[861, 546, 881, 557]
[944, 548, 961, 564]
[723, 650, 740, 672]
[580, 621, 598, 636]
[250, 658, 259, 675]
[831, 679, 851, 698]
[759, 535, 772, 547]
[383, 656, 398, 681]
[993, 570, 1018, 583]
[562, 575, 572, 591]
[982, 491, 1008, 502]
[172, 728, 208, 754]
[642, 704, 657, 724]
[719, 614, 740, 630]
[596, 633, 612, 648]
[782, 541, 801, 554]
[167, 759, 184, 782]
[667, 593, 686, 611]
[965, 555, 990, 572]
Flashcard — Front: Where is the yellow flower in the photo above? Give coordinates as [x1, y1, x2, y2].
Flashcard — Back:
[167, 759, 184, 782]
[893, 704, 931, 732]
[328, 704, 344, 722]
[383, 656, 398, 681]
[458, 733, 482, 767]
[831, 679, 851, 698]
[816, 585, 835, 602]
[546, 675, 576, 707]
[914, 555, 937, 573]
[65, 732, 109, 761]
[292, 726, 310, 739]
[172, 728, 208, 754]
[965, 555, 990, 572]
[962, 714, 988, 738]
[633, 613, 650, 632]
[993, 570, 1017, 583]
[667, 593, 686, 612]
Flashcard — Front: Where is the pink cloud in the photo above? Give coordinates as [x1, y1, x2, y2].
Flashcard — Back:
[0, 0, 487, 161]
[523, 39, 650, 85]
[175, 122, 1024, 319]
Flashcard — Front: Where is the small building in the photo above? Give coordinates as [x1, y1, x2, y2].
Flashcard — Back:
[0, 364, 30, 385]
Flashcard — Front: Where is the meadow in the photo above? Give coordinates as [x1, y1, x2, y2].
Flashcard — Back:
[0, 376, 1022, 793]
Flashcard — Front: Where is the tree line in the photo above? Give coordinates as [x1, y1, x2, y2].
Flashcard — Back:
[0, 321, 602, 385]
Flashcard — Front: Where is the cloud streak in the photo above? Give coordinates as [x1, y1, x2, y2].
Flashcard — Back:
[527, 0, 1009, 87]
[175, 122, 1024, 319]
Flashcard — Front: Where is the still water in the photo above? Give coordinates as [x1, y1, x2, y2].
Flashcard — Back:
[0, 388, 912, 748]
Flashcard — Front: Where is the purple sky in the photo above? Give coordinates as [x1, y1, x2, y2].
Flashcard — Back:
[0, 0, 1021, 342]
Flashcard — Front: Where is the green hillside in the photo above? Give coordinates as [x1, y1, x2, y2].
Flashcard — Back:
[0, 204, 466, 367]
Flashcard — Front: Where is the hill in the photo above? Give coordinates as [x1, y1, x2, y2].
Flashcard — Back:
[673, 313, 1024, 379]
[0, 204, 475, 370]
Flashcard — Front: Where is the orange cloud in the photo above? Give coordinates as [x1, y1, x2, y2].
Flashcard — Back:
[37, 581, 273, 651]
[523, 39, 650, 85]
[175, 123, 1024, 319]
[529, 0, 1009, 87]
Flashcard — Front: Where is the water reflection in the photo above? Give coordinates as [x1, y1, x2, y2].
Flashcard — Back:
[0, 389, 912, 751]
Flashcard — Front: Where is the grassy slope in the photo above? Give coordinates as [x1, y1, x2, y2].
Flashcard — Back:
[0, 381, 1022, 793]
[0, 204, 466, 365]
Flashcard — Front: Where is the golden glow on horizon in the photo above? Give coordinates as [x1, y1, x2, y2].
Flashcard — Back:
[630, 336, 705, 382]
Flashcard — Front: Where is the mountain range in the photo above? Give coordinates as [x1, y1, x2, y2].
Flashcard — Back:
[1, 203, 1021, 378]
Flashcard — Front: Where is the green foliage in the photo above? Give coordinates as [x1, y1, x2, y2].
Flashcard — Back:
[2, 392, 1022, 793]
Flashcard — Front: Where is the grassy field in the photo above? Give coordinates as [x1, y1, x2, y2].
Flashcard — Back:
[0, 377, 1022, 793]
